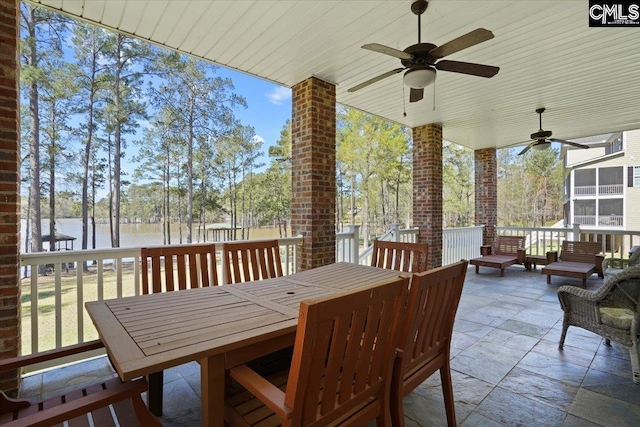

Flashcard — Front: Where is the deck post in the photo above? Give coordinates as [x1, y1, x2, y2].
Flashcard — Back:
[0, 0, 21, 396]
[291, 77, 336, 271]
[413, 124, 443, 269]
[475, 148, 498, 247]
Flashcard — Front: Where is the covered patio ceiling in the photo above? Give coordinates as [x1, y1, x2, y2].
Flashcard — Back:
[31, 0, 640, 150]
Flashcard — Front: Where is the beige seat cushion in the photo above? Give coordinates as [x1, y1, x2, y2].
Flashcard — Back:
[600, 307, 634, 330]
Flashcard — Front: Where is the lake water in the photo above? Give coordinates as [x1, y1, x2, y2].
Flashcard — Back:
[20, 218, 290, 251]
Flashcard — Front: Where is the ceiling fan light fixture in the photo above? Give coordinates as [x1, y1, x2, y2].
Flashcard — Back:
[533, 141, 551, 151]
[403, 67, 436, 88]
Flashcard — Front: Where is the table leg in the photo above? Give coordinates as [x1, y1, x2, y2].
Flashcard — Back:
[147, 371, 163, 416]
[200, 353, 225, 427]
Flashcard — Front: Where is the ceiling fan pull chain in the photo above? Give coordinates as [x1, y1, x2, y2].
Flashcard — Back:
[403, 82, 407, 117]
[433, 78, 436, 111]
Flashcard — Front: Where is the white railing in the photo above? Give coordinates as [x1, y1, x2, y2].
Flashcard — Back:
[599, 184, 623, 195]
[342, 224, 480, 266]
[574, 185, 596, 196]
[19, 237, 303, 359]
[499, 226, 569, 256]
[356, 224, 419, 265]
[442, 226, 484, 264]
[598, 215, 623, 227]
[499, 225, 640, 259]
[574, 215, 597, 226]
[336, 225, 360, 264]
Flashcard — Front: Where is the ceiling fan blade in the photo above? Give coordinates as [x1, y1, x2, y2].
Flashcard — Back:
[362, 43, 413, 60]
[435, 60, 499, 78]
[550, 138, 589, 149]
[347, 68, 405, 93]
[428, 28, 495, 59]
[518, 142, 536, 156]
[409, 88, 424, 103]
[503, 139, 534, 148]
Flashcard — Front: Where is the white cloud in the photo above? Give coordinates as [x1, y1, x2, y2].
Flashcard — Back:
[266, 86, 292, 105]
[252, 134, 265, 144]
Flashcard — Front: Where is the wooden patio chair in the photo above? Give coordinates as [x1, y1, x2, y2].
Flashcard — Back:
[225, 275, 409, 427]
[0, 340, 160, 427]
[222, 239, 283, 284]
[141, 243, 219, 294]
[469, 235, 526, 277]
[140, 243, 219, 415]
[542, 241, 604, 286]
[391, 260, 468, 427]
[371, 240, 429, 273]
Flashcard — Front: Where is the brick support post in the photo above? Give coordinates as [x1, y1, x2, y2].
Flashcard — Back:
[474, 148, 497, 246]
[291, 77, 336, 270]
[413, 124, 442, 269]
[0, 0, 21, 396]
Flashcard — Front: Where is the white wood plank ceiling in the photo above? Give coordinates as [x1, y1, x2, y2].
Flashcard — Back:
[30, 0, 640, 150]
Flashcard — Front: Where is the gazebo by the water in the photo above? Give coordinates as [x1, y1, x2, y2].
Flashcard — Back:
[42, 233, 77, 251]
[198, 223, 244, 242]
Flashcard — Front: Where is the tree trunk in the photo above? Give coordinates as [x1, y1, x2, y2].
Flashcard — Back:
[186, 100, 194, 243]
[380, 180, 386, 231]
[165, 151, 171, 245]
[363, 190, 370, 248]
[48, 108, 56, 253]
[82, 51, 97, 269]
[107, 132, 114, 245]
[111, 34, 123, 248]
[241, 164, 246, 240]
[24, 194, 31, 278]
[27, 8, 43, 265]
[89, 154, 97, 266]
[350, 174, 356, 224]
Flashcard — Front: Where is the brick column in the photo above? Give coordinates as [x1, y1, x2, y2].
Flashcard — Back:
[291, 77, 336, 270]
[0, 0, 21, 396]
[413, 124, 443, 269]
[474, 148, 497, 246]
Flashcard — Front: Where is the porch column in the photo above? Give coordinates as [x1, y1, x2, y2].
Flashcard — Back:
[291, 77, 336, 270]
[474, 148, 497, 246]
[413, 124, 443, 269]
[0, 0, 21, 396]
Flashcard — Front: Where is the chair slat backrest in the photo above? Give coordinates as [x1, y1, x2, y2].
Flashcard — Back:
[495, 236, 525, 256]
[398, 261, 467, 382]
[371, 240, 429, 273]
[222, 240, 283, 284]
[560, 241, 602, 263]
[285, 276, 408, 426]
[141, 244, 218, 294]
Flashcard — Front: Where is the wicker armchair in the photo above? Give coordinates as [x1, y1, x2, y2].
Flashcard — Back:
[602, 246, 640, 277]
[558, 266, 640, 384]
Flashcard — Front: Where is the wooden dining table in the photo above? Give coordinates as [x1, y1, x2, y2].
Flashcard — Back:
[85, 262, 406, 427]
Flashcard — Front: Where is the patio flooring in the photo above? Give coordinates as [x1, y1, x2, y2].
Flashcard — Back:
[18, 265, 640, 426]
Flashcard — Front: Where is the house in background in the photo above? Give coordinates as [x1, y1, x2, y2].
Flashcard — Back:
[563, 129, 640, 252]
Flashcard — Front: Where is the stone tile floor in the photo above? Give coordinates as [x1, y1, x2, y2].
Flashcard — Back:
[18, 265, 640, 426]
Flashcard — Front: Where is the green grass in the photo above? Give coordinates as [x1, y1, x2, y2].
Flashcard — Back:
[20, 267, 138, 355]
[525, 242, 561, 256]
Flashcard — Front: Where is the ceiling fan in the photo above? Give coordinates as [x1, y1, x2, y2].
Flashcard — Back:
[517, 108, 590, 155]
[347, 0, 499, 103]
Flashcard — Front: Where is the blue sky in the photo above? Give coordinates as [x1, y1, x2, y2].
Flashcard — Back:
[214, 68, 292, 164]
